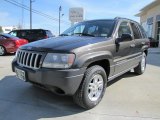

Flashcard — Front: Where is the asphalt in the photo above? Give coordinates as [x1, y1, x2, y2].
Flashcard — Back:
[0, 48, 160, 120]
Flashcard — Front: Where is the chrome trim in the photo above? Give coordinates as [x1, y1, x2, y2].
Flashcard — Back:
[114, 52, 142, 63]
[110, 54, 142, 67]
[17, 50, 43, 69]
[108, 64, 138, 81]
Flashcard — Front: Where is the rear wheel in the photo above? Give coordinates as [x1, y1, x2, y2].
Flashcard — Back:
[134, 52, 146, 75]
[73, 65, 107, 109]
[0, 46, 6, 56]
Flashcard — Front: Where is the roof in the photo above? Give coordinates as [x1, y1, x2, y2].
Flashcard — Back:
[81, 17, 138, 23]
[135, 0, 160, 17]
[11, 29, 48, 31]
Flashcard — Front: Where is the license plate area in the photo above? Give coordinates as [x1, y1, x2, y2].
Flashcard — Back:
[15, 67, 26, 81]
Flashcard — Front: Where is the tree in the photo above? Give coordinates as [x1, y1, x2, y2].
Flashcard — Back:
[0, 26, 3, 33]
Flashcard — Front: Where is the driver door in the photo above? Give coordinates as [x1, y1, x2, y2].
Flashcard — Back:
[113, 21, 135, 75]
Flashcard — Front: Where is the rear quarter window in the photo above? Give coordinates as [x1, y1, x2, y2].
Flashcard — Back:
[130, 22, 142, 39]
[139, 25, 147, 38]
[46, 31, 53, 37]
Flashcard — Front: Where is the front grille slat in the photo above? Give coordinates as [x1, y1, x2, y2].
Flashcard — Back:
[34, 54, 39, 68]
[19, 52, 23, 63]
[22, 52, 27, 65]
[20, 52, 24, 64]
[30, 53, 34, 67]
[17, 50, 42, 69]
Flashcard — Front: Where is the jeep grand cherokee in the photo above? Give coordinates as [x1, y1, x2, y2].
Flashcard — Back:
[12, 17, 149, 109]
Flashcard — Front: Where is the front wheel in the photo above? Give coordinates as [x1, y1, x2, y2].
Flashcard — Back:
[73, 65, 107, 109]
[134, 52, 146, 75]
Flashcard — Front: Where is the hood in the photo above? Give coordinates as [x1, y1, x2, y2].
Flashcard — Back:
[20, 36, 110, 52]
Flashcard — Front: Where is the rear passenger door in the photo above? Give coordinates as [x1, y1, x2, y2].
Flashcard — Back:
[130, 22, 144, 66]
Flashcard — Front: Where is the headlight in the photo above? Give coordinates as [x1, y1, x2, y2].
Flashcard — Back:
[42, 53, 75, 68]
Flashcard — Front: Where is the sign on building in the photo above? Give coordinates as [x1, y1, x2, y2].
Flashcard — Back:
[69, 8, 84, 22]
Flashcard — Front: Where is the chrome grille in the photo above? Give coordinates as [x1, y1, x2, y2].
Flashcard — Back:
[17, 50, 43, 69]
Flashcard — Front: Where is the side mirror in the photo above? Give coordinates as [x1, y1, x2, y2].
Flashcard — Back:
[121, 33, 132, 41]
[115, 38, 122, 45]
[115, 34, 132, 45]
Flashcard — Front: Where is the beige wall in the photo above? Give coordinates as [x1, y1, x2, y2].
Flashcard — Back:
[140, 4, 160, 39]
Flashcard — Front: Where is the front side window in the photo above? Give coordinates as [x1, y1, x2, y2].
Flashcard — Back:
[62, 20, 115, 37]
[118, 21, 131, 38]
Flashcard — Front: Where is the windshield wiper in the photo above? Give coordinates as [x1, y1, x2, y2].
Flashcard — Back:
[59, 34, 69, 36]
[72, 33, 95, 37]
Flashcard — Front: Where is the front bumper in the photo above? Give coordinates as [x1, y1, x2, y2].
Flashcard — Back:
[12, 60, 86, 95]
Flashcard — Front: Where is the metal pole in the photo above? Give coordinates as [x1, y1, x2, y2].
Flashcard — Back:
[59, 6, 61, 35]
[30, 0, 32, 29]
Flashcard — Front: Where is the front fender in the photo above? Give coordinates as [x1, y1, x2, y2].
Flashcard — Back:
[74, 51, 113, 68]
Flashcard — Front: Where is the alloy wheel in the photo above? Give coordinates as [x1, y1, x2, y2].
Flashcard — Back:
[87, 74, 104, 101]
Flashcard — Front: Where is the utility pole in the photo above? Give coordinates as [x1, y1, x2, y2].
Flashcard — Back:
[30, 0, 32, 29]
[59, 6, 61, 35]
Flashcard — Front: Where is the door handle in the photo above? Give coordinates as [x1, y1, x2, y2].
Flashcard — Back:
[130, 44, 135, 48]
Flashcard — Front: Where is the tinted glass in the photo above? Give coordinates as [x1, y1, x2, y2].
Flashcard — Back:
[62, 20, 115, 37]
[139, 25, 147, 38]
[9, 31, 17, 36]
[118, 21, 131, 37]
[0, 33, 19, 39]
[46, 31, 53, 37]
[130, 22, 141, 39]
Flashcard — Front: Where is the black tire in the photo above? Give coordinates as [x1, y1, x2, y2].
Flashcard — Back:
[134, 52, 146, 75]
[73, 65, 107, 109]
[0, 45, 6, 56]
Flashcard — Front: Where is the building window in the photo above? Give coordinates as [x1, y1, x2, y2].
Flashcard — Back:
[147, 17, 153, 38]
[147, 24, 153, 38]
[157, 22, 160, 41]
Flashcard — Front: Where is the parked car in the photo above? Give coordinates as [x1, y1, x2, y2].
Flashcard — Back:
[9, 29, 54, 43]
[0, 33, 28, 56]
[12, 17, 149, 109]
[148, 37, 158, 47]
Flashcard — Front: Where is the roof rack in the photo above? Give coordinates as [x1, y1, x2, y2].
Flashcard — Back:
[114, 17, 139, 23]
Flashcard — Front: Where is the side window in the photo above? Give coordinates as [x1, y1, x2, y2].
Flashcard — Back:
[130, 22, 142, 39]
[118, 21, 131, 37]
[139, 25, 147, 38]
[10, 31, 17, 36]
[46, 31, 54, 37]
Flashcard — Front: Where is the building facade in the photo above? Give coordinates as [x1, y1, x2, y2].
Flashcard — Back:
[136, 0, 160, 47]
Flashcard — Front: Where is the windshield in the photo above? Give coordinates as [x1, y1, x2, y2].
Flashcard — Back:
[61, 20, 115, 37]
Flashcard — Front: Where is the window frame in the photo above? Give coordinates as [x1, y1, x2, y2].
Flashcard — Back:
[116, 20, 133, 41]
[130, 22, 143, 39]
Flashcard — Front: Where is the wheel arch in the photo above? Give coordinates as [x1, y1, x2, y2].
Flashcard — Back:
[75, 51, 114, 79]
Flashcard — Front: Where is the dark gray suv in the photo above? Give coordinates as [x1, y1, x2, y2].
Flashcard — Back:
[12, 17, 149, 109]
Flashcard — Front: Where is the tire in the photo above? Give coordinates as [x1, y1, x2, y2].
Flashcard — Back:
[0, 45, 6, 56]
[73, 65, 107, 109]
[134, 52, 146, 75]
